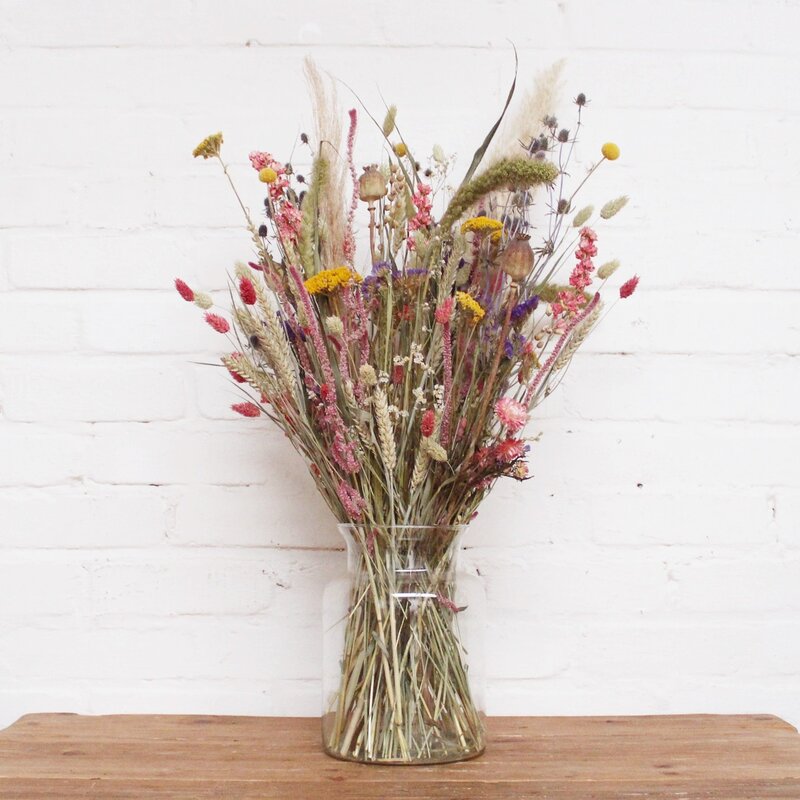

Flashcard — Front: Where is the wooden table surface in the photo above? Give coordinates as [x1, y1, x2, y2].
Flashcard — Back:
[1, 713, 799, 799]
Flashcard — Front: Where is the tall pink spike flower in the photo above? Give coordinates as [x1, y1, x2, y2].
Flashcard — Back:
[231, 402, 260, 417]
[205, 312, 230, 334]
[175, 278, 194, 302]
[619, 275, 640, 299]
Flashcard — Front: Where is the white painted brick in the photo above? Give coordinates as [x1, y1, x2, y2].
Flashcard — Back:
[0, 486, 168, 549]
[0, 295, 80, 353]
[557, 355, 798, 423]
[0, 429, 87, 487]
[0, 557, 88, 617]
[86, 424, 283, 485]
[0, 357, 187, 421]
[87, 555, 276, 616]
[6, 229, 245, 290]
[170, 485, 335, 548]
[585, 290, 800, 355]
[80, 292, 228, 354]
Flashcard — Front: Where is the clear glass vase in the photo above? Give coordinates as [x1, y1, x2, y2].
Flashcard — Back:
[322, 524, 486, 764]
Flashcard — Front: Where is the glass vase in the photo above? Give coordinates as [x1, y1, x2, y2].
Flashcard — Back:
[322, 524, 486, 764]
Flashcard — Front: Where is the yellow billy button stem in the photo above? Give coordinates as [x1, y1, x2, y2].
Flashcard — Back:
[358, 165, 388, 264]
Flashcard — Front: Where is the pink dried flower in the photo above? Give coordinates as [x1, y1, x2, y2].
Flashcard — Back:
[175, 278, 194, 302]
[239, 276, 257, 305]
[337, 481, 367, 521]
[434, 297, 455, 325]
[205, 312, 230, 334]
[275, 202, 302, 245]
[408, 182, 433, 233]
[249, 151, 271, 171]
[421, 409, 435, 437]
[231, 402, 260, 417]
[495, 438, 527, 464]
[495, 397, 528, 434]
[620, 275, 640, 299]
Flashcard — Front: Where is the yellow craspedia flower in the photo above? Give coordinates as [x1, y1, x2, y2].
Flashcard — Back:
[393, 142, 407, 157]
[193, 132, 223, 159]
[460, 216, 503, 236]
[304, 266, 363, 295]
[455, 291, 486, 324]
[259, 167, 278, 183]
[601, 142, 620, 161]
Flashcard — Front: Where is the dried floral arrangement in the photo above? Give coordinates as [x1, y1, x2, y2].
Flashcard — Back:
[176, 59, 637, 763]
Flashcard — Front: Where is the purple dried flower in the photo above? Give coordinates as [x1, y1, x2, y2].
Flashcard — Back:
[510, 295, 539, 323]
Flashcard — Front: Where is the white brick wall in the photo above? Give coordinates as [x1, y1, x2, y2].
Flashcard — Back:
[1, 0, 799, 731]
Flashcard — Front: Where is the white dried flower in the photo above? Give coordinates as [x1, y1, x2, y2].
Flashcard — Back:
[359, 364, 378, 387]
[324, 315, 344, 337]
[432, 144, 446, 164]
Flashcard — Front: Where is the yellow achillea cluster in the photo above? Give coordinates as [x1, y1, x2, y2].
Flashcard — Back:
[304, 266, 363, 295]
[455, 291, 485, 324]
[193, 132, 223, 159]
[460, 216, 503, 235]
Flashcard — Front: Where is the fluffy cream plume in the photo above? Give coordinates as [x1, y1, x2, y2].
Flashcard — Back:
[324, 315, 345, 337]
[303, 57, 347, 267]
[600, 195, 629, 219]
[488, 60, 565, 163]
[372, 386, 397, 471]
[572, 205, 594, 227]
[382, 105, 397, 137]
[597, 259, 620, 280]
[553, 301, 603, 371]
[193, 292, 213, 310]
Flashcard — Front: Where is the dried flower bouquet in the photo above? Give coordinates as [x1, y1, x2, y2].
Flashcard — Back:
[177, 60, 637, 763]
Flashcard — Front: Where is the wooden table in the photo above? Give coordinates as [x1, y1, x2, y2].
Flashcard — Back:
[1, 713, 799, 798]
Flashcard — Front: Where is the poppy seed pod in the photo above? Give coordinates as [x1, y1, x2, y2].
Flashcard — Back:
[500, 235, 535, 284]
[358, 165, 387, 202]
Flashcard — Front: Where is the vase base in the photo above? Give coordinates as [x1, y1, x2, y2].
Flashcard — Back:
[321, 712, 486, 765]
[322, 742, 486, 766]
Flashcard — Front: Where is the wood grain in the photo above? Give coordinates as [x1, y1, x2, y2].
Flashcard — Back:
[1, 713, 799, 799]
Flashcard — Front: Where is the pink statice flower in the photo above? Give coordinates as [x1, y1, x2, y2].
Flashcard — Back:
[231, 402, 260, 417]
[552, 226, 598, 317]
[275, 202, 302, 244]
[248, 150, 289, 200]
[495, 397, 528, 434]
[407, 182, 433, 242]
